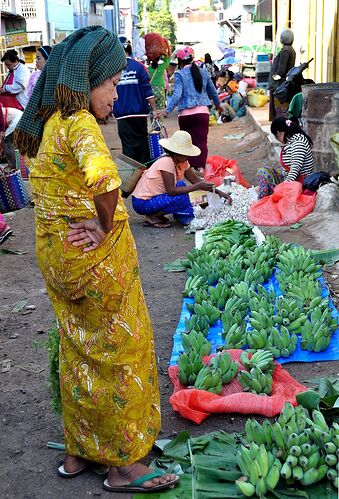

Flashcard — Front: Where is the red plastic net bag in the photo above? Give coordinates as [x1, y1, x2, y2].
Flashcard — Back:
[145, 33, 170, 61]
[168, 350, 307, 424]
[204, 156, 250, 188]
[248, 181, 316, 226]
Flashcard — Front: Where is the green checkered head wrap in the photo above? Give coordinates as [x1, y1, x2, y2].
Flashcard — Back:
[15, 26, 126, 157]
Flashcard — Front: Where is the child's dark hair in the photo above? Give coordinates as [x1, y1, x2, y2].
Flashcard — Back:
[270, 117, 313, 146]
[1, 49, 19, 63]
[178, 57, 203, 93]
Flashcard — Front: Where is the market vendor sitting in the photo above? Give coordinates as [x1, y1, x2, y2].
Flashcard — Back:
[220, 80, 246, 121]
[257, 117, 314, 198]
[132, 130, 232, 228]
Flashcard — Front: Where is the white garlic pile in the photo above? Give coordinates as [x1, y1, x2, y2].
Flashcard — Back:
[188, 183, 256, 231]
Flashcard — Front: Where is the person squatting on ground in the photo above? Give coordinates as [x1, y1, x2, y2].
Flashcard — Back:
[160, 46, 224, 172]
[132, 130, 232, 228]
[113, 41, 159, 165]
[257, 117, 315, 199]
[220, 80, 246, 121]
[0, 49, 31, 110]
[268, 28, 296, 121]
[14, 26, 178, 494]
[27, 45, 52, 99]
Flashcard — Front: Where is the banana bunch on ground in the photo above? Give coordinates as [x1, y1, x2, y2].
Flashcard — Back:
[246, 326, 269, 350]
[248, 287, 276, 314]
[300, 317, 334, 352]
[267, 326, 298, 358]
[190, 287, 208, 305]
[187, 261, 220, 286]
[245, 418, 274, 447]
[244, 263, 272, 286]
[209, 351, 239, 384]
[278, 272, 322, 306]
[207, 283, 230, 310]
[222, 323, 247, 349]
[181, 331, 212, 356]
[221, 296, 248, 331]
[193, 300, 220, 326]
[278, 246, 322, 277]
[184, 314, 210, 336]
[249, 309, 275, 331]
[237, 368, 273, 395]
[183, 275, 207, 298]
[201, 239, 231, 258]
[219, 259, 246, 287]
[178, 350, 204, 385]
[240, 350, 275, 372]
[274, 296, 306, 328]
[235, 443, 281, 497]
[233, 281, 252, 302]
[193, 365, 223, 394]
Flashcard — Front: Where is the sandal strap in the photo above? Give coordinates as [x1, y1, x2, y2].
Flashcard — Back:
[128, 470, 163, 487]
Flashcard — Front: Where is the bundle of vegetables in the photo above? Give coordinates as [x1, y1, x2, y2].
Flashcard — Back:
[240, 402, 339, 496]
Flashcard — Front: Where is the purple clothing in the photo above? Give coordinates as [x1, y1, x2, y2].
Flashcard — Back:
[27, 70, 41, 98]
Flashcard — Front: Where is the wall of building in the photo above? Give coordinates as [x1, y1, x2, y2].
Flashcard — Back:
[176, 11, 219, 44]
[46, 0, 74, 43]
[273, 0, 338, 83]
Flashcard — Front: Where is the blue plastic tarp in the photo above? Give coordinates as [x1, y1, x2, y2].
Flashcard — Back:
[169, 272, 339, 366]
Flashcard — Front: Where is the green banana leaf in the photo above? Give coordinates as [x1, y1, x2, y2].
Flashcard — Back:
[163, 259, 189, 272]
[310, 248, 339, 265]
[297, 377, 339, 421]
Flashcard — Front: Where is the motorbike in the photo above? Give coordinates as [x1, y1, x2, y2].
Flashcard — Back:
[273, 58, 314, 104]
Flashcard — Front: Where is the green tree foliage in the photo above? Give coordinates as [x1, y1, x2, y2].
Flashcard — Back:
[139, 0, 176, 46]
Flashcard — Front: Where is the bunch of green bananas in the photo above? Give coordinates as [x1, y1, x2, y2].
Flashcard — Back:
[274, 296, 306, 326]
[187, 262, 220, 286]
[222, 323, 246, 349]
[277, 272, 322, 305]
[278, 246, 322, 277]
[183, 275, 207, 298]
[267, 326, 298, 358]
[248, 287, 276, 314]
[184, 314, 210, 336]
[209, 351, 239, 384]
[300, 308, 337, 352]
[220, 259, 246, 287]
[201, 239, 231, 258]
[221, 296, 248, 331]
[181, 330, 212, 356]
[324, 423, 339, 488]
[207, 282, 230, 310]
[249, 309, 275, 331]
[246, 327, 269, 350]
[193, 365, 223, 394]
[238, 367, 273, 395]
[235, 443, 281, 497]
[245, 418, 274, 447]
[178, 350, 204, 385]
[193, 300, 220, 326]
[240, 350, 275, 372]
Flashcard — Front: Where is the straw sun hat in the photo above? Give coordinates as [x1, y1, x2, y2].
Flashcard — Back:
[159, 131, 201, 157]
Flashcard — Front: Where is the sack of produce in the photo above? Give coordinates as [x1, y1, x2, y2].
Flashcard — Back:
[247, 88, 269, 107]
[248, 181, 316, 226]
[205, 155, 250, 188]
[145, 33, 170, 61]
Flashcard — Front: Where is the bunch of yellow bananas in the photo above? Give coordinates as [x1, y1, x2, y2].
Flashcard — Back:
[235, 443, 281, 497]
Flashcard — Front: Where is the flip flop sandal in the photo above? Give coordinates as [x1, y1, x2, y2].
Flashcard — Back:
[143, 221, 171, 229]
[103, 471, 179, 493]
[57, 463, 88, 478]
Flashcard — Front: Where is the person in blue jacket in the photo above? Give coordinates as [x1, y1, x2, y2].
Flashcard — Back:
[113, 42, 159, 164]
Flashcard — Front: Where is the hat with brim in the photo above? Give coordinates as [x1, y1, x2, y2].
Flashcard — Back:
[159, 130, 201, 157]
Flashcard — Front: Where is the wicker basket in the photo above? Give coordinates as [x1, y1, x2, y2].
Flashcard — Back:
[114, 154, 147, 198]
[0, 169, 31, 213]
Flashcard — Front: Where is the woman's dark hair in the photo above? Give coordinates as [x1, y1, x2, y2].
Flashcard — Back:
[178, 57, 203, 93]
[1, 49, 19, 63]
[204, 53, 212, 64]
[124, 43, 132, 56]
[162, 147, 176, 157]
[151, 57, 159, 69]
[270, 117, 313, 146]
[37, 45, 52, 60]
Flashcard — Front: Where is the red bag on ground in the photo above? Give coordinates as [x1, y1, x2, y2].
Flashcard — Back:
[204, 156, 250, 188]
[145, 33, 170, 61]
[168, 350, 307, 424]
[248, 181, 316, 226]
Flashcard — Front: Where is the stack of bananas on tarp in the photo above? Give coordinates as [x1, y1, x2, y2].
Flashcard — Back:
[236, 402, 339, 496]
[181, 221, 338, 359]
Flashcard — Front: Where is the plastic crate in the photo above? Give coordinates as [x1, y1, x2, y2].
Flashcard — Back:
[256, 72, 270, 83]
[257, 54, 269, 62]
[256, 82, 269, 90]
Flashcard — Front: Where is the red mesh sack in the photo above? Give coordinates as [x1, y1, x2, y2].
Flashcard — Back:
[204, 156, 250, 188]
[168, 350, 307, 424]
[248, 181, 316, 226]
[145, 33, 170, 61]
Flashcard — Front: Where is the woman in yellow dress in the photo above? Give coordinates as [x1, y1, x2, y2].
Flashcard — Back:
[14, 26, 178, 493]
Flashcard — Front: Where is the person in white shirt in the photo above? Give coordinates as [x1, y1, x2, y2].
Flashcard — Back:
[0, 49, 30, 109]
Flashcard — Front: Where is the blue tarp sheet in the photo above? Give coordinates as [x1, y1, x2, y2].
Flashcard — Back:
[169, 271, 339, 366]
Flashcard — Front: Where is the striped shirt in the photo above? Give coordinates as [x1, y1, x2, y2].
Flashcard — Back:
[281, 133, 314, 181]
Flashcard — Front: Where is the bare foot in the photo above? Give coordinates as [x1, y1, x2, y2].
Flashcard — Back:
[107, 462, 177, 489]
[63, 455, 88, 473]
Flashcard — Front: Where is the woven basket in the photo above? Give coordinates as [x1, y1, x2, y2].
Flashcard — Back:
[149, 119, 167, 160]
[15, 149, 30, 180]
[114, 154, 147, 198]
[0, 170, 31, 213]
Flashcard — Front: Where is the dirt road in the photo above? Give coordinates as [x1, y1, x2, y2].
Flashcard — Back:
[0, 112, 338, 498]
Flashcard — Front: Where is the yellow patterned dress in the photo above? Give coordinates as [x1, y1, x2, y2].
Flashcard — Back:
[27, 110, 161, 466]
